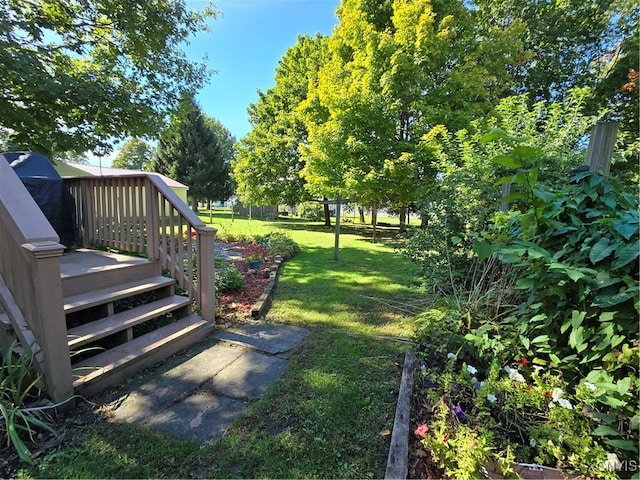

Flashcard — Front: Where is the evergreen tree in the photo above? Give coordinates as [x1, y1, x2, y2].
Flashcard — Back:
[150, 95, 232, 211]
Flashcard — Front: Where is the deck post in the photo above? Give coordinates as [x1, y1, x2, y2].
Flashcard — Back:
[198, 226, 217, 322]
[145, 179, 160, 260]
[22, 241, 74, 402]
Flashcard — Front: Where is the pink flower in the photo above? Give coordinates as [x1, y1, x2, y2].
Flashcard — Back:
[414, 424, 429, 437]
[442, 434, 449, 443]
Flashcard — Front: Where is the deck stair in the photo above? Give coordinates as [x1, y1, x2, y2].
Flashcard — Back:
[61, 249, 211, 397]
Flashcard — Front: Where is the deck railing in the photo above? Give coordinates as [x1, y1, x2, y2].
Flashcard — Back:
[65, 174, 216, 322]
[0, 160, 73, 402]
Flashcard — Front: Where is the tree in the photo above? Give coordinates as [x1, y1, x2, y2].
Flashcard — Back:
[150, 95, 233, 211]
[0, 0, 216, 157]
[232, 34, 328, 210]
[112, 138, 153, 170]
[474, 0, 638, 104]
[300, 0, 521, 231]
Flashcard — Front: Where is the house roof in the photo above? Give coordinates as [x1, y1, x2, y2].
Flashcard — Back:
[55, 162, 188, 190]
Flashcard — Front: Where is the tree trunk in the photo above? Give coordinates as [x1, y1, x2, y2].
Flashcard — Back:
[191, 197, 198, 213]
[399, 206, 407, 232]
[323, 197, 331, 227]
[359, 206, 365, 224]
[371, 204, 378, 243]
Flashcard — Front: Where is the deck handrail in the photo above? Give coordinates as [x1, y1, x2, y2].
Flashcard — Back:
[0, 159, 74, 401]
[65, 174, 217, 322]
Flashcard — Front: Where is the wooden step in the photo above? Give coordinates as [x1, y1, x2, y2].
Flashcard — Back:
[64, 276, 175, 314]
[72, 315, 211, 397]
[67, 295, 192, 350]
[62, 259, 161, 297]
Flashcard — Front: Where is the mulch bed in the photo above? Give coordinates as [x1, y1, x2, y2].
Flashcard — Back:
[217, 257, 275, 319]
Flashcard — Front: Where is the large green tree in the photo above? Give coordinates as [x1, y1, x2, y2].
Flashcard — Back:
[150, 95, 233, 211]
[1, 0, 216, 157]
[474, 0, 638, 105]
[112, 138, 153, 170]
[232, 34, 328, 209]
[300, 0, 521, 229]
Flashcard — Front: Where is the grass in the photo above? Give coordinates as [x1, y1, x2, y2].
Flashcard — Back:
[18, 209, 424, 479]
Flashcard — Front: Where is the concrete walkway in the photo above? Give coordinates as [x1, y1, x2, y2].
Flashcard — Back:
[104, 322, 309, 443]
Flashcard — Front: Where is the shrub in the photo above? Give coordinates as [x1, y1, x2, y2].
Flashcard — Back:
[215, 259, 244, 293]
[257, 232, 299, 260]
[468, 135, 639, 468]
[298, 201, 324, 221]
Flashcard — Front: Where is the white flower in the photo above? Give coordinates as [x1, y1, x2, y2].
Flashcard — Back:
[467, 365, 478, 375]
[604, 453, 621, 472]
[505, 366, 525, 382]
[584, 381, 597, 392]
[529, 438, 537, 447]
[487, 394, 497, 403]
[557, 398, 573, 410]
[447, 352, 456, 359]
[552, 388, 564, 402]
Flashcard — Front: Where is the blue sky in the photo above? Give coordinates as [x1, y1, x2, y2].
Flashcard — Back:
[92, 0, 340, 166]
[191, 0, 340, 140]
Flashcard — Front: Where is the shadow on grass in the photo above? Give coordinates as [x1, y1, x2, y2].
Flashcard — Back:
[269, 243, 423, 333]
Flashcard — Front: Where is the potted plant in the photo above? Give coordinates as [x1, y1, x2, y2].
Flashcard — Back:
[245, 244, 267, 269]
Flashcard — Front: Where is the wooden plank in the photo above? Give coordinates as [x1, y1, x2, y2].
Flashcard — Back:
[67, 295, 191, 349]
[63, 276, 175, 314]
[385, 350, 415, 480]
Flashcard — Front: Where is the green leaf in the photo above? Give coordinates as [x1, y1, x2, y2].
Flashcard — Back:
[592, 292, 633, 307]
[531, 335, 549, 344]
[493, 154, 523, 168]
[479, 128, 507, 144]
[513, 145, 541, 158]
[589, 237, 615, 264]
[613, 219, 638, 240]
[605, 439, 639, 452]
[532, 188, 555, 202]
[592, 425, 621, 437]
[516, 278, 535, 289]
[520, 335, 530, 349]
[568, 326, 584, 349]
[594, 271, 622, 289]
[473, 241, 493, 262]
[499, 192, 527, 203]
[613, 240, 640, 269]
[617, 377, 631, 395]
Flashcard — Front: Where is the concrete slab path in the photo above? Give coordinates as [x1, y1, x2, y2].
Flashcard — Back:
[106, 322, 309, 443]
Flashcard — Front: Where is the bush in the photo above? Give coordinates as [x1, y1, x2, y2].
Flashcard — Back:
[298, 201, 324, 221]
[257, 232, 299, 260]
[412, 136, 639, 477]
[215, 259, 244, 293]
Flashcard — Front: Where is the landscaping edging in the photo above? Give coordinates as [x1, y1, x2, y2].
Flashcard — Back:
[385, 350, 415, 480]
[250, 256, 283, 319]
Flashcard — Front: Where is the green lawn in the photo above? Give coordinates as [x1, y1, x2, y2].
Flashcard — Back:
[20, 210, 424, 479]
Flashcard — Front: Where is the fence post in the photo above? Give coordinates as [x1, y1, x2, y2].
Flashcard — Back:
[198, 226, 217, 322]
[586, 121, 618, 175]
